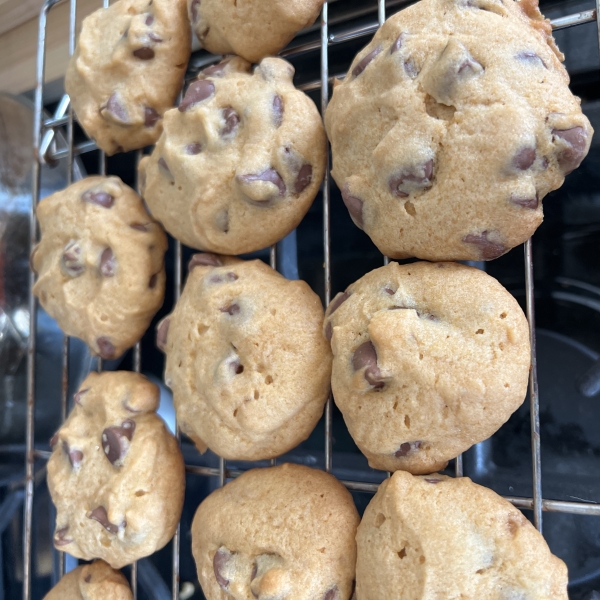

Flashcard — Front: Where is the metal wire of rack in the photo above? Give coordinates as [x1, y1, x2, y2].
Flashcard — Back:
[22, 0, 600, 598]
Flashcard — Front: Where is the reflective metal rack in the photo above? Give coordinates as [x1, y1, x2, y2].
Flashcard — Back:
[24, 0, 600, 598]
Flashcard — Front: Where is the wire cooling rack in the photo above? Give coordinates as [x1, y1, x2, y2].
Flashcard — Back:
[23, 0, 600, 598]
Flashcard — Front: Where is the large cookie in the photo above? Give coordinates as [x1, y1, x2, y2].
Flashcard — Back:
[139, 57, 326, 255]
[43, 560, 132, 600]
[192, 463, 359, 600]
[325, 0, 593, 261]
[188, 0, 324, 63]
[47, 372, 185, 568]
[32, 176, 167, 360]
[66, 0, 191, 155]
[324, 261, 530, 474]
[158, 253, 332, 460]
[356, 471, 568, 599]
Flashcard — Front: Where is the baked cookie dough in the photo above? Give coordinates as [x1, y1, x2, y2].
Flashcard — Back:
[188, 0, 324, 63]
[356, 471, 568, 599]
[192, 463, 359, 600]
[158, 253, 332, 460]
[44, 560, 132, 600]
[47, 372, 185, 569]
[324, 261, 530, 474]
[139, 57, 326, 255]
[325, 0, 593, 261]
[32, 176, 167, 360]
[66, 0, 191, 155]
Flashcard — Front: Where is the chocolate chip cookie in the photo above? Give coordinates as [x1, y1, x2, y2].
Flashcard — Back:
[138, 57, 326, 255]
[158, 253, 332, 460]
[44, 560, 132, 600]
[324, 261, 530, 474]
[357, 471, 568, 599]
[47, 372, 185, 568]
[65, 0, 191, 155]
[325, 0, 593, 261]
[32, 176, 167, 360]
[188, 0, 324, 63]
[192, 463, 359, 600]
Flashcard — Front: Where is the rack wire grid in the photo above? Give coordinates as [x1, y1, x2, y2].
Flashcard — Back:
[22, 0, 600, 598]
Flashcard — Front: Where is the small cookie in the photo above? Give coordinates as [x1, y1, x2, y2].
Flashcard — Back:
[47, 372, 185, 568]
[324, 261, 530, 474]
[325, 0, 593, 261]
[139, 57, 326, 255]
[32, 176, 167, 360]
[357, 472, 568, 599]
[192, 463, 360, 600]
[188, 0, 324, 63]
[159, 253, 332, 460]
[66, 0, 191, 155]
[43, 560, 132, 600]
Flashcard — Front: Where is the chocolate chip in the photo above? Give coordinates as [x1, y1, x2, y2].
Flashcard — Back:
[511, 193, 539, 209]
[85, 574, 92, 583]
[220, 303, 240, 316]
[99, 248, 116, 277]
[462, 231, 506, 260]
[102, 420, 136, 465]
[221, 107, 240, 136]
[238, 168, 286, 198]
[325, 321, 333, 341]
[158, 157, 172, 178]
[227, 272, 238, 281]
[130, 223, 148, 231]
[133, 47, 155, 60]
[295, 164, 313, 194]
[97, 337, 116, 359]
[74, 387, 90, 405]
[341, 186, 364, 229]
[327, 291, 350, 317]
[82, 189, 114, 208]
[148, 32, 163, 42]
[404, 59, 419, 78]
[144, 14, 154, 25]
[185, 142, 202, 155]
[144, 107, 159, 127]
[389, 159, 434, 197]
[213, 548, 231, 589]
[190, 0, 201, 23]
[215, 209, 229, 233]
[89, 506, 119, 534]
[54, 526, 73, 546]
[353, 341, 385, 389]
[251, 563, 258, 580]
[188, 253, 222, 269]
[395, 441, 422, 457]
[324, 587, 340, 600]
[156, 317, 170, 351]
[199, 60, 229, 79]
[50, 433, 59, 448]
[178, 80, 215, 111]
[552, 126, 588, 174]
[384, 287, 395, 295]
[273, 94, 284, 127]
[101, 93, 129, 125]
[424, 477, 441, 483]
[458, 55, 483, 75]
[515, 51, 546, 68]
[149, 273, 158, 288]
[390, 32, 406, 54]
[352, 46, 382, 78]
[231, 361, 244, 374]
[62, 441, 83, 468]
[513, 147, 536, 170]
[62, 240, 85, 277]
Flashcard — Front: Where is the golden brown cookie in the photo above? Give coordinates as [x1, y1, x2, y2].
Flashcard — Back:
[188, 0, 324, 63]
[324, 261, 530, 474]
[158, 253, 332, 461]
[325, 0, 593, 261]
[43, 560, 132, 600]
[192, 463, 359, 600]
[139, 57, 326, 255]
[47, 372, 185, 569]
[66, 0, 191, 155]
[356, 471, 568, 599]
[32, 176, 167, 360]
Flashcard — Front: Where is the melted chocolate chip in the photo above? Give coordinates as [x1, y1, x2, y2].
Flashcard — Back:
[97, 337, 116, 359]
[130, 223, 148, 231]
[63, 440, 83, 468]
[148, 32, 163, 42]
[511, 193, 539, 209]
[133, 47, 155, 60]
[238, 168, 286, 198]
[221, 107, 240, 136]
[179, 80, 215, 111]
[54, 526, 73, 546]
[513, 147, 536, 170]
[84, 574, 92, 583]
[404, 59, 419, 78]
[324, 587, 340, 600]
[190, 0, 201, 23]
[82, 189, 114, 208]
[156, 317, 170, 352]
[389, 160, 434, 197]
[100, 248, 116, 277]
[352, 46, 382, 78]
[89, 506, 119, 534]
[273, 94, 284, 127]
[188, 253, 222, 269]
[341, 186, 364, 229]
[462, 231, 506, 260]
[515, 51, 546, 68]
[213, 548, 231, 589]
[144, 14, 154, 25]
[220, 303, 240, 316]
[424, 477, 441, 483]
[62, 240, 85, 277]
[102, 420, 136, 465]
[185, 142, 202, 155]
[200, 60, 229, 78]
[227, 272, 238, 281]
[74, 387, 90, 405]
[395, 441, 422, 457]
[552, 126, 588, 174]
[390, 32, 406, 54]
[144, 107, 159, 127]
[158, 157, 172, 178]
[294, 164, 313, 194]
[353, 341, 385, 389]
[327, 291, 350, 317]
[101, 93, 129, 125]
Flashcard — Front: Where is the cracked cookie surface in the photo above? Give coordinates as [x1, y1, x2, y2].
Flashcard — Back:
[159, 253, 332, 460]
[139, 57, 326, 255]
[324, 261, 530, 474]
[325, 0, 593, 261]
[357, 472, 568, 599]
[32, 176, 167, 360]
[47, 372, 185, 568]
[66, 0, 191, 155]
[192, 463, 359, 600]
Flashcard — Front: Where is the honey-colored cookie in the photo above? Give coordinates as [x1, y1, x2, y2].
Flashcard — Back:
[158, 253, 332, 460]
[32, 176, 167, 360]
[43, 560, 132, 600]
[192, 463, 360, 600]
[325, 0, 593, 261]
[47, 372, 185, 569]
[139, 57, 326, 255]
[66, 0, 191, 155]
[356, 471, 568, 599]
[324, 261, 530, 474]
[188, 0, 324, 63]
